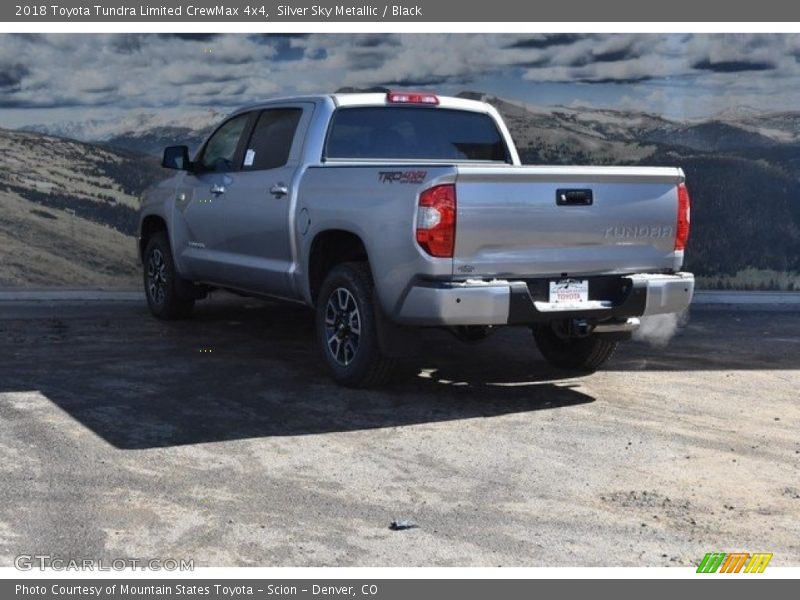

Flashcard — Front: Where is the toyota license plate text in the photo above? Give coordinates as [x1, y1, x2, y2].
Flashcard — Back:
[549, 279, 589, 305]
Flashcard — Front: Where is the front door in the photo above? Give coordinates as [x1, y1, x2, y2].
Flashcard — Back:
[172, 112, 253, 283]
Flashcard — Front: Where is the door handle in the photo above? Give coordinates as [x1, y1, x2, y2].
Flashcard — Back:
[210, 184, 226, 196]
[270, 183, 289, 198]
[556, 188, 593, 206]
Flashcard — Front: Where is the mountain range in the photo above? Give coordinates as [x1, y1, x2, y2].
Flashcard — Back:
[25, 108, 224, 156]
[468, 93, 800, 287]
[6, 92, 800, 290]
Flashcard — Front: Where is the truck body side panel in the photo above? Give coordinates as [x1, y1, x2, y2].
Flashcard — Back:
[295, 165, 456, 314]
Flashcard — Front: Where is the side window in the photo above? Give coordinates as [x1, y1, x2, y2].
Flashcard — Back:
[242, 108, 302, 171]
[198, 113, 250, 172]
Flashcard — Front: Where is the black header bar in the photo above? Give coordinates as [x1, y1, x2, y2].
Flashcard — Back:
[3, 0, 800, 22]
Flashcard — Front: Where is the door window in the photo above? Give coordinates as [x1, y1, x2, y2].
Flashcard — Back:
[197, 113, 250, 172]
[242, 108, 303, 171]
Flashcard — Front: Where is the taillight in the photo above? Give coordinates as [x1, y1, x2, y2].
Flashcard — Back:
[675, 182, 691, 251]
[416, 184, 456, 257]
[387, 91, 440, 105]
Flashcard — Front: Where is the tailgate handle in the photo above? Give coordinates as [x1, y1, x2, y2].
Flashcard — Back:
[556, 189, 593, 206]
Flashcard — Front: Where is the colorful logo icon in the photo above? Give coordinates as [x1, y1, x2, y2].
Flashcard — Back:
[697, 552, 773, 573]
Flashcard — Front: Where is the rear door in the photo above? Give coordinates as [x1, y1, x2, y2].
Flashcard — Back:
[453, 166, 684, 278]
[221, 104, 311, 297]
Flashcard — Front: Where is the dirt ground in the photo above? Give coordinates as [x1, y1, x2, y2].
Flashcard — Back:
[0, 295, 798, 567]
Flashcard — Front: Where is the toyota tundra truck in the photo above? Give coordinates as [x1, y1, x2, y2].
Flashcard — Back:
[138, 91, 694, 387]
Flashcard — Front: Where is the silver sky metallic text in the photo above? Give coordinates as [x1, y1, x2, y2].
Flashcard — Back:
[277, 5, 380, 17]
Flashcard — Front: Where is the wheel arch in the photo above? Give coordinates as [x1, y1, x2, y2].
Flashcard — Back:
[307, 229, 370, 306]
[139, 214, 169, 262]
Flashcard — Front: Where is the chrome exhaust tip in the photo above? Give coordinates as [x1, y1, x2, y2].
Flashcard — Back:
[594, 317, 641, 333]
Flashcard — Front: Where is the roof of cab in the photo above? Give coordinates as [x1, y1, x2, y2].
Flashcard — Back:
[229, 92, 492, 116]
[331, 92, 492, 112]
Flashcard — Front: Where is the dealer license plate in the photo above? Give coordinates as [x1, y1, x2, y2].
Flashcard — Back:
[548, 279, 589, 305]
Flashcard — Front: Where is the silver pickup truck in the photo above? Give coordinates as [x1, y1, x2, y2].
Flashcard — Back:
[138, 91, 693, 387]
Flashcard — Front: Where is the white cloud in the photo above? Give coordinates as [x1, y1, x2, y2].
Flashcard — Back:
[1, 33, 799, 122]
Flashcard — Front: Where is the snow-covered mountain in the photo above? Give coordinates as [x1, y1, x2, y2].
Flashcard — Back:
[24, 108, 224, 155]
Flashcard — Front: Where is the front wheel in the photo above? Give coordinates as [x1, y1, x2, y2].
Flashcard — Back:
[143, 231, 195, 320]
[532, 324, 618, 372]
[316, 262, 396, 388]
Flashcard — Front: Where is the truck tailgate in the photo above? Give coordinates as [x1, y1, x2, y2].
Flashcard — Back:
[453, 165, 685, 278]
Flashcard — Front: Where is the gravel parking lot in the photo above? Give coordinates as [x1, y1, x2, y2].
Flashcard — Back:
[0, 295, 798, 567]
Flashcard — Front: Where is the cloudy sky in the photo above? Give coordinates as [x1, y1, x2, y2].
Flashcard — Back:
[1, 32, 800, 127]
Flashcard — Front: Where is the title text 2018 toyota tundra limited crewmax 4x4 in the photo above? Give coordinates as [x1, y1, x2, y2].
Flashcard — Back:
[138, 92, 693, 387]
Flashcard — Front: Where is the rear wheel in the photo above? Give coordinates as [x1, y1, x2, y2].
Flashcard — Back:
[532, 324, 617, 372]
[143, 231, 195, 320]
[316, 262, 395, 387]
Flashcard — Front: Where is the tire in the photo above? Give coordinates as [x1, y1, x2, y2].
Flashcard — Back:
[316, 262, 396, 388]
[532, 324, 618, 372]
[142, 231, 195, 320]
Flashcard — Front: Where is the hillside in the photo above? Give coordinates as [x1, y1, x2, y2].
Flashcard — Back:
[0, 190, 138, 287]
[641, 150, 800, 279]
[466, 94, 800, 286]
[0, 128, 164, 288]
[475, 94, 665, 164]
[5, 94, 800, 290]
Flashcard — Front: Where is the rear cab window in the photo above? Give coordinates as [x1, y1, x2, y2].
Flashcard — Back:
[324, 107, 511, 162]
[242, 108, 303, 171]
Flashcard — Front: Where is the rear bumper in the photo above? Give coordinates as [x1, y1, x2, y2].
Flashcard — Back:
[395, 272, 694, 326]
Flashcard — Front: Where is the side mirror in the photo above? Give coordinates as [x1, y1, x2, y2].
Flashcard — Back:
[162, 145, 191, 171]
